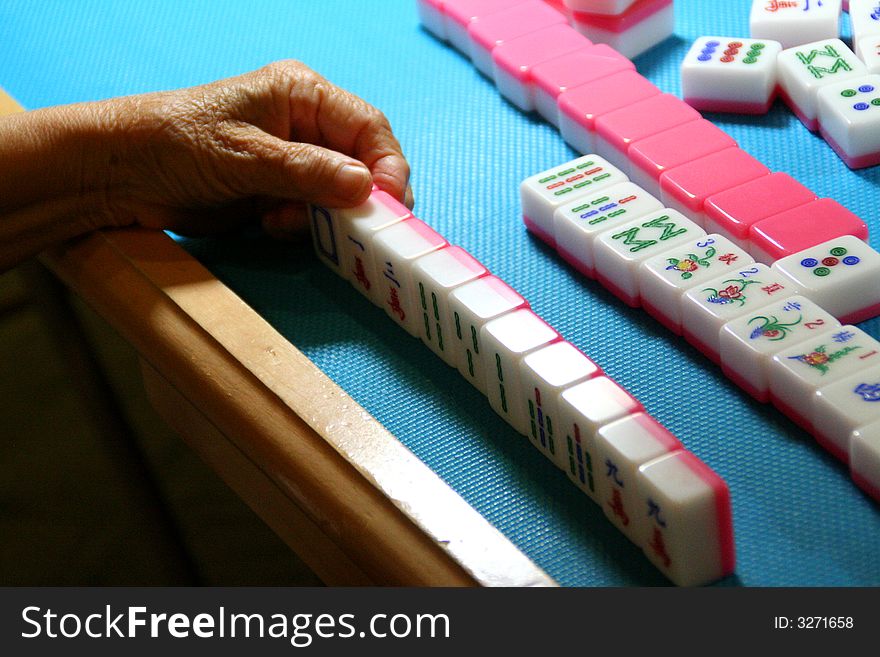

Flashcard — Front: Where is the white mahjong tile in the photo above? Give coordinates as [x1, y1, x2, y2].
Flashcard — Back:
[638, 234, 753, 334]
[849, 1, 880, 49]
[447, 276, 528, 394]
[719, 295, 840, 401]
[681, 36, 782, 113]
[410, 246, 488, 366]
[552, 182, 663, 278]
[371, 219, 448, 336]
[856, 35, 880, 72]
[520, 155, 628, 246]
[594, 414, 682, 545]
[771, 235, 880, 323]
[816, 74, 880, 167]
[569, 1, 675, 60]
[519, 342, 601, 468]
[769, 325, 880, 430]
[750, 0, 842, 50]
[593, 210, 706, 307]
[635, 450, 735, 587]
[813, 364, 880, 462]
[776, 38, 866, 129]
[850, 419, 880, 499]
[481, 309, 560, 435]
[681, 263, 797, 362]
[557, 377, 643, 500]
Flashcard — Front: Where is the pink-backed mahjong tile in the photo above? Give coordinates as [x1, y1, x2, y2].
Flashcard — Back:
[492, 24, 594, 111]
[658, 148, 771, 228]
[750, 0, 842, 50]
[593, 93, 701, 174]
[749, 199, 869, 265]
[557, 70, 661, 154]
[568, 0, 675, 60]
[628, 119, 738, 199]
[467, 1, 567, 76]
[703, 173, 818, 248]
[443, 0, 530, 54]
[681, 263, 798, 365]
[370, 218, 448, 337]
[410, 246, 489, 366]
[594, 413, 683, 545]
[417, 0, 448, 40]
[771, 235, 880, 324]
[769, 325, 880, 433]
[563, 0, 639, 14]
[638, 234, 754, 335]
[557, 376, 644, 501]
[719, 294, 840, 403]
[856, 35, 880, 73]
[816, 74, 880, 169]
[813, 364, 880, 465]
[636, 450, 735, 587]
[531, 47, 635, 125]
[850, 419, 880, 502]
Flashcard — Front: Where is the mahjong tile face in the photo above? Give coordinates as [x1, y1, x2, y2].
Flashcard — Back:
[856, 35, 880, 73]
[816, 74, 880, 167]
[771, 235, 880, 323]
[681, 37, 782, 112]
[750, 0, 842, 50]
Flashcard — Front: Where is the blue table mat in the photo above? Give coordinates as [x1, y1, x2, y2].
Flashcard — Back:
[3, 0, 879, 586]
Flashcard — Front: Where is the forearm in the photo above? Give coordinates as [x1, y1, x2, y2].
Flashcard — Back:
[0, 103, 122, 270]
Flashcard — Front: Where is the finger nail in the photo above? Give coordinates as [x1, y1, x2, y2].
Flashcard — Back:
[335, 163, 372, 201]
[404, 184, 414, 210]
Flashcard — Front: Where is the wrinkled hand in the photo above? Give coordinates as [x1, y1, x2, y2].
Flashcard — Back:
[93, 60, 411, 238]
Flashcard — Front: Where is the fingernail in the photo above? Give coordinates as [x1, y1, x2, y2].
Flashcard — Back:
[335, 163, 372, 201]
[404, 184, 415, 210]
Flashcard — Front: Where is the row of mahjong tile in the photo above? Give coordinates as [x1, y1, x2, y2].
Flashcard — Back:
[521, 156, 880, 501]
[419, 0, 674, 62]
[682, 35, 880, 169]
[308, 189, 734, 586]
[749, 0, 877, 51]
[415, 1, 874, 290]
[522, 154, 879, 324]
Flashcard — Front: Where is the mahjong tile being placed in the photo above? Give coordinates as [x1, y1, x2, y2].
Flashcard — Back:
[557, 377, 644, 500]
[681, 37, 783, 114]
[659, 148, 771, 228]
[769, 325, 880, 431]
[371, 219, 448, 336]
[812, 364, 880, 463]
[557, 70, 661, 155]
[771, 235, 880, 323]
[638, 234, 753, 334]
[719, 295, 840, 402]
[817, 75, 880, 169]
[776, 38, 866, 130]
[635, 450, 735, 587]
[530, 47, 635, 126]
[467, 0, 566, 76]
[682, 263, 798, 364]
[593, 93, 701, 174]
[593, 210, 706, 307]
[480, 309, 561, 435]
[750, 0, 842, 50]
[410, 246, 489, 366]
[703, 173, 817, 248]
[309, 191, 411, 295]
[443, 0, 528, 54]
[628, 119, 738, 199]
[855, 36, 880, 72]
[568, 0, 675, 60]
[749, 199, 869, 265]
[594, 413, 683, 545]
[521, 154, 628, 247]
[519, 341, 602, 468]
[552, 181, 663, 278]
[447, 276, 529, 394]
[850, 419, 880, 500]
[491, 23, 593, 111]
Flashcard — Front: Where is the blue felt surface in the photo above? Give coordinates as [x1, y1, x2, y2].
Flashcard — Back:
[3, 0, 879, 586]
